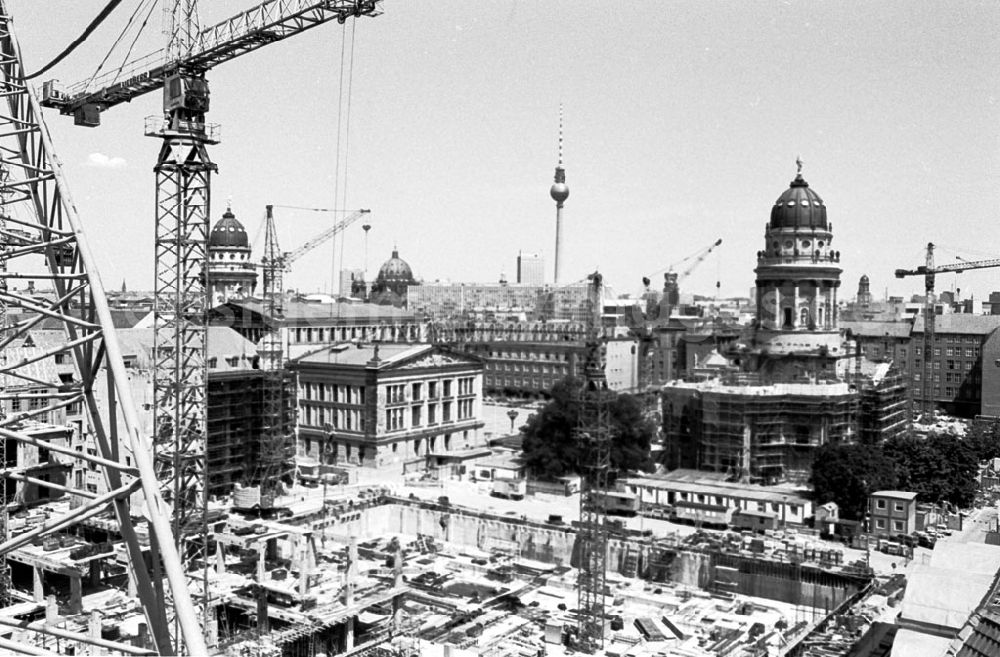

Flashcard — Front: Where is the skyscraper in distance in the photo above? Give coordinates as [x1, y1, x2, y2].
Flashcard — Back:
[517, 251, 545, 285]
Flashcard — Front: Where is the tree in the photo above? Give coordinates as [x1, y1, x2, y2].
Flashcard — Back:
[810, 443, 898, 520]
[886, 432, 979, 508]
[964, 418, 1000, 462]
[520, 377, 656, 480]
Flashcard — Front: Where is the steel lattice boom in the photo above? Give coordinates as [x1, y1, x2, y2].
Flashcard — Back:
[0, 3, 207, 654]
[40, 0, 383, 126]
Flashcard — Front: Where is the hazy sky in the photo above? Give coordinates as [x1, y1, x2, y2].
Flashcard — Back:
[13, 1, 1000, 302]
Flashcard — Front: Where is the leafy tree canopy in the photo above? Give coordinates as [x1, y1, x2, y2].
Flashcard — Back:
[810, 442, 898, 520]
[885, 432, 979, 509]
[520, 376, 656, 480]
[964, 418, 1000, 463]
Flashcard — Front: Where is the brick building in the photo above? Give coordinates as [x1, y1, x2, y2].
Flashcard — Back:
[909, 314, 1000, 417]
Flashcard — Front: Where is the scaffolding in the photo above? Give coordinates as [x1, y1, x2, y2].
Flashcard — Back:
[664, 381, 860, 484]
[206, 370, 296, 497]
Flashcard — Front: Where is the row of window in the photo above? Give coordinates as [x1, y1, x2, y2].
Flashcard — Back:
[913, 360, 975, 372]
[873, 518, 906, 532]
[486, 376, 560, 390]
[489, 362, 567, 375]
[385, 400, 467, 432]
[667, 489, 801, 516]
[489, 350, 572, 362]
[387, 377, 478, 405]
[301, 404, 365, 432]
[301, 382, 365, 405]
[915, 345, 981, 357]
[290, 325, 419, 344]
[457, 398, 474, 420]
[913, 373, 981, 385]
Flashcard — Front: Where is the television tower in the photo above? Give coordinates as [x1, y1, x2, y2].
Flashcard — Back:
[550, 105, 569, 285]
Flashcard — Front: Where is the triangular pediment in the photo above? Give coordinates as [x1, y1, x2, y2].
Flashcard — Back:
[391, 346, 481, 370]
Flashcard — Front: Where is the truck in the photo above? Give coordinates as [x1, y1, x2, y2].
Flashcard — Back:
[491, 477, 526, 500]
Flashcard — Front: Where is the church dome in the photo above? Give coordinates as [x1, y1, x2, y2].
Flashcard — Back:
[770, 173, 827, 230]
[209, 210, 249, 249]
[376, 249, 414, 284]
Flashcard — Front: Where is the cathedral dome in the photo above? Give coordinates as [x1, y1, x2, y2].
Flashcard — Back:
[770, 173, 827, 230]
[209, 210, 249, 249]
[376, 249, 415, 284]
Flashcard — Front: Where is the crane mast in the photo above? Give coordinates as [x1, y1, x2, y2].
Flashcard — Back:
[37, 1, 382, 652]
[0, 4, 207, 653]
[895, 242, 1000, 418]
[248, 205, 294, 501]
[575, 270, 611, 653]
[247, 206, 370, 499]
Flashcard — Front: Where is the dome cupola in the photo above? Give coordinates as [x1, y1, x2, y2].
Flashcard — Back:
[770, 171, 827, 230]
[377, 249, 414, 284]
[209, 208, 249, 250]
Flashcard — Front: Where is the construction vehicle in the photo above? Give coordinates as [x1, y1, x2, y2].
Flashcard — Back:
[895, 242, 1000, 417]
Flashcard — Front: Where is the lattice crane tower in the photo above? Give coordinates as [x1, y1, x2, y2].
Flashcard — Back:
[0, 3, 208, 653]
[38, 1, 383, 652]
[575, 270, 611, 653]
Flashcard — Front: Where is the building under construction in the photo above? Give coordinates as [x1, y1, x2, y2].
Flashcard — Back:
[663, 378, 860, 483]
[660, 167, 910, 483]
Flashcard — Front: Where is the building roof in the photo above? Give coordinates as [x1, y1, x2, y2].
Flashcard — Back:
[665, 378, 854, 398]
[890, 629, 952, 657]
[900, 564, 997, 633]
[840, 319, 914, 339]
[623, 474, 811, 506]
[871, 490, 918, 501]
[219, 300, 414, 325]
[953, 608, 1000, 657]
[770, 172, 827, 230]
[912, 314, 1000, 336]
[116, 327, 259, 370]
[209, 209, 249, 249]
[292, 342, 482, 371]
[376, 249, 415, 284]
[0, 347, 61, 389]
[898, 543, 1000, 639]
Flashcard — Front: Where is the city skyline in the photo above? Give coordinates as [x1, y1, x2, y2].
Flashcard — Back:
[15, 1, 1000, 303]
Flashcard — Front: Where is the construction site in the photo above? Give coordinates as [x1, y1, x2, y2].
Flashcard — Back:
[0, 1, 952, 656]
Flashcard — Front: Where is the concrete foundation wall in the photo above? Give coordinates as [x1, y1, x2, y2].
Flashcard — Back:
[337, 502, 864, 612]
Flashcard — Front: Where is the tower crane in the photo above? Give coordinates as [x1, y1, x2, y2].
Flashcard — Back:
[248, 207, 370, 501]
[37, 1, 382, 653]
[575, 270, 612, 654]
[0, 4, 206, 655]
[895, 242, 1000, 417]
[640, 238, 722, 322]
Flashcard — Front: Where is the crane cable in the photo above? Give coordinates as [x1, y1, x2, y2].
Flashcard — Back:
[339, 17, 357, 301]
[24, 0, 124, 80]
[81, 0, 157, 91]
[330, 21, 349, 296]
